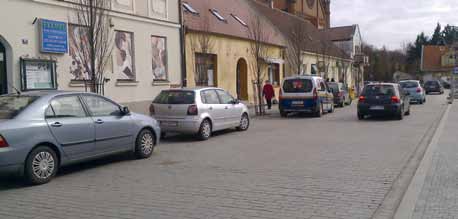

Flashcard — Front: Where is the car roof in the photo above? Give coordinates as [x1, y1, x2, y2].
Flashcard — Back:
[283, 75, 322, 80]
[1, 90, 88, 98]
[365, 82, 398, 86]
[399, 80, 419, 83]
[161, 87, 223, 92]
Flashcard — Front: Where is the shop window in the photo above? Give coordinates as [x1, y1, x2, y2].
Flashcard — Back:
[195, 53, 217, 87]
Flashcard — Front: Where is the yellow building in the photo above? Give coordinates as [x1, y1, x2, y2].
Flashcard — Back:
[183, 0, 286, 104]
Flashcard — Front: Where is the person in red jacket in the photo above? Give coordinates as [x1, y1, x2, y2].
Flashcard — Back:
[263, 80, 275, 110]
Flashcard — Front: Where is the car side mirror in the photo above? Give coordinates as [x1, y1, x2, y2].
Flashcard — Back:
[121, 106, 130, 115]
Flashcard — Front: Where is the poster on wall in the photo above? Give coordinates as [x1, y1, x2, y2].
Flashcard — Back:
[114, 31, 135, 80]
[151, 36, 168, 81]
[20, 59, 56, 91]
[68, 25, 91, 80]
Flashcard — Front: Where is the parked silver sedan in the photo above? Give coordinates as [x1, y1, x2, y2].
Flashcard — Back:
[0, 91, 160, 185]
[150, 88, 250, 140]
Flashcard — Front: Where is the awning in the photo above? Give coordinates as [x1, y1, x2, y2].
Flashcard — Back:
[262, 57, 284, 64]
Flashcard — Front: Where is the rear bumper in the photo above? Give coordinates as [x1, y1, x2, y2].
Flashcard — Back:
[279, 99, 319, 113]
[357, 104, 401, 115]
[0, 164, 23, 176]
[157, 118, 202, 134]
[408, 93, 424, 102]
[425, 88, 442, 93]
[0, 147, 27, 176]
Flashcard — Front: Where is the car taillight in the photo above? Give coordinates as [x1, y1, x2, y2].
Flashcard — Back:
[187, 105, 198, 116]
[358, 96, 366, 103]
[0, 135, 8, 148]
[313, 88, 318, 100]
[391, 96, 400, 103]
[149, 104, 155, 116]
[416, 88, 421, 93]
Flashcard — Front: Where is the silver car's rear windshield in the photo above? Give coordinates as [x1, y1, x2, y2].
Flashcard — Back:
[153, 91, 195, 104]
[400, 81, 418, 88]
[283, 79, 313, 93]
[362, 85, 396, 96]
[0, 96, 39, 119]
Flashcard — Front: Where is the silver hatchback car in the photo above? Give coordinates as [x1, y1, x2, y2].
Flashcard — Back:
[150, 88, 250, 140]
[0, 91, 160, 185]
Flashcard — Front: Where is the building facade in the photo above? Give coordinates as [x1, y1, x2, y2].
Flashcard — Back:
[256, 0, 330, 29]
[183, 0, 286, 104]
[421, 45, 454, 82]
[0, 0, 182, 114]
[250, 1, 352, 84]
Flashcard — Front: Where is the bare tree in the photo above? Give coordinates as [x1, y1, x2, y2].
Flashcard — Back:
[247, 15, 270, 115]
[286, 22, 308, 75]
[70, 0, 113, 94]
[187, 0, 214, 86]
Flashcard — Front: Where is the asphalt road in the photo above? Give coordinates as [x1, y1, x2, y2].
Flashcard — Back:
[0, 93, 448, 219]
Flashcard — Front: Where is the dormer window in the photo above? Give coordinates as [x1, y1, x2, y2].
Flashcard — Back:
[210, 9, 226, 22]
[183, 2, 199, 14]
[231, 14, 247, 27]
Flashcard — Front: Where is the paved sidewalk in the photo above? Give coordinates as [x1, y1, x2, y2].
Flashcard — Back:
[396, 102, 458, 219]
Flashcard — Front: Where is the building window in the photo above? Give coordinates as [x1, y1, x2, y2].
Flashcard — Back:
[111, 0, 135, 13]
[149, 0, 167, 19]
[311, 64, 318, 75]
[231, 14, 247, 27]
[195, 53, 217, 87]
[151, 36, 168, 81]
[114, 31, 135, 80]
[210, 9, 226, 22]
[183, 2, 199, 14]
[268, 64, 280, 86]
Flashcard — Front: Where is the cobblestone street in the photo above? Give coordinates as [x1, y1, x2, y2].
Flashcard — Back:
[0, 94, 448, 219]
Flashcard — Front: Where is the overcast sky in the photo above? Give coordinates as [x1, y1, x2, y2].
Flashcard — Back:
[331, 0, 457, 50]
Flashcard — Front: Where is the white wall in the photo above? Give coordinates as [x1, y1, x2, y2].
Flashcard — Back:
[0, 0, 182, 113]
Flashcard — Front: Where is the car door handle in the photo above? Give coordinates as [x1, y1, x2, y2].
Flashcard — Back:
[95, 119, 104, 124]
[225, 106, 228, 109]
[209, 107, 213, 110]
[50, 122, 62, 127]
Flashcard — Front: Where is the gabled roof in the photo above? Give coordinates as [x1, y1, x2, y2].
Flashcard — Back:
[248, 0, 350, 60]
[422, 45, 451, 72]
[182, 0, 286, 47]
[321, 25, 356, 42]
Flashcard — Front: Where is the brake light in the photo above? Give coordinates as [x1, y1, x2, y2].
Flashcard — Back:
[187, 105, 198, 116]
[149, 104, 155, 116]
[416, 88, 421, 93]
[391, 96, 400, 103]
[358, 96, 366, 103]
[313, 88, 318, 100]
[0, 135, 8, 148]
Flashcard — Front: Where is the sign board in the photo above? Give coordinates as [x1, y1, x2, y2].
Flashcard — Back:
[20, 59, 57, 91]
[40, 19, 68, 54]
[454, 67, 458, 75]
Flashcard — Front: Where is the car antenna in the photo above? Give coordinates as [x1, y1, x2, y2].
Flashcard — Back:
[7, 82, 21, 95]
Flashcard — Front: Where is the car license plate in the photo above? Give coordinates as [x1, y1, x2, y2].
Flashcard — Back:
[292, 101, 303, 105]
[370, 106, 384, 110]
[161, 121, 178, 127]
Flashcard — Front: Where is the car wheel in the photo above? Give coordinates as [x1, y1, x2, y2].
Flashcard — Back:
[25, 146, 59, 185]
[280, 110, 288, 118]
[135, 129, 156, 159]
[357, 112, 364, 120]
[315, 104, 323, 117]
[160, 132, 167, 139]
[405, 106, 411, 116]
[236, 113, 250, 131]
[197, 119, 212, 140]
[328, 103, 334, 113]
[396, 110, 404, 120]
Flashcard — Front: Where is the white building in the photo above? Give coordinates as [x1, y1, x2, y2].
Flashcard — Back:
[0, 0, 182, 114]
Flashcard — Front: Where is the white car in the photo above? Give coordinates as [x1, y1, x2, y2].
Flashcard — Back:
[150, 88, 250, 140]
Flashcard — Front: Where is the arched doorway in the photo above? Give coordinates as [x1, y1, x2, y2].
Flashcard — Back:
[236, 58, 248, 100]
[0, 41, 7, 95]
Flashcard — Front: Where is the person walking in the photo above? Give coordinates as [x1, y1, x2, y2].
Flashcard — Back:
[263, 80, 275, 110]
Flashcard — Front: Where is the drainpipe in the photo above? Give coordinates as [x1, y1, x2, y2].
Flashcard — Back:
[179, 0, 187, 87]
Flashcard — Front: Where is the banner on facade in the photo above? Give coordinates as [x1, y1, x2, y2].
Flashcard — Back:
[40, 19, 69, 54]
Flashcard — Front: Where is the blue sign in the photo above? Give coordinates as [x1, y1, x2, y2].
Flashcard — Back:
[454, 67, 458, 75]
[40, 19, 68, 54]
